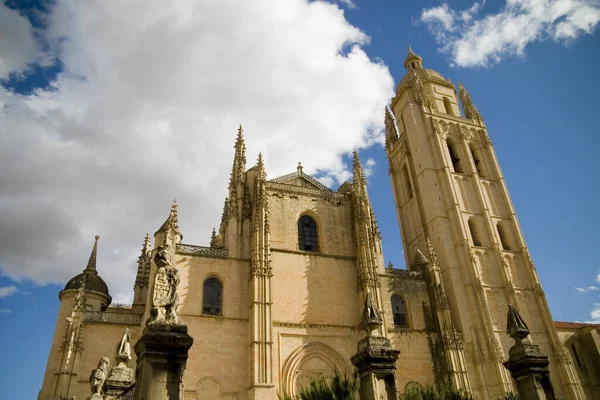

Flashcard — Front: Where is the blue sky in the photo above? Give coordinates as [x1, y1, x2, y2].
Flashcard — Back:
[1, 0, 599, 398]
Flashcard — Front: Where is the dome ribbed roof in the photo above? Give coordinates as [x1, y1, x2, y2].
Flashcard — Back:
[63, 272, 110, 296]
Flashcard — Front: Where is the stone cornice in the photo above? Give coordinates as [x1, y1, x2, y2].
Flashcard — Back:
[271, 247, 356, 261]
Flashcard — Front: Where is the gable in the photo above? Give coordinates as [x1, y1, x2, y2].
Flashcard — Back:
[269, 172, 332, 192]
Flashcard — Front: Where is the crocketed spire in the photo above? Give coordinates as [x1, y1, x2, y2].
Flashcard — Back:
[83, 235, 100, 274]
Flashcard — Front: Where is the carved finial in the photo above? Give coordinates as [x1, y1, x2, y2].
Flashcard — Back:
[156, 200, 181, 237]
[297, 161, 303, 176]
[84, 235, 100, 274]
[256, 152, 266, 180]
[507, 304, 530, 342]
[210, 228, 217, 248]
[387, 261, 394, 270]
[360, 292, 383, 336]
[458, 83, 483, 123]
[407, 45, 414, 55]
[143, 234, 151, 254]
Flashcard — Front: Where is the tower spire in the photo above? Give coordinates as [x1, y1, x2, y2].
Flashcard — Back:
[83, 235, 100, 274]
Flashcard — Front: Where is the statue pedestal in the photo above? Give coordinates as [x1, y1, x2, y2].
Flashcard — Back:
[133, 324, 193, 400]
[104, 365, 134, 398]
[351, 335, 400, 400]
[503, 341, 555, 400]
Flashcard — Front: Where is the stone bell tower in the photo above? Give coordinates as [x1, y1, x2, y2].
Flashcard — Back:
[385, 47, 584, 399]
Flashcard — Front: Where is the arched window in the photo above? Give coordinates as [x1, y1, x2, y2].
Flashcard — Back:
[443, 97, 454, 115]
[447, 140, 463, 173]
[298, 215, 318, 252]
[469, 143, 486, 178]
[497, 222, 511, 251]
[468, 217, 482, 247]
[391, 295, 407, 328]
[203, 277, 222, 315]
[401, 164, 413, 200]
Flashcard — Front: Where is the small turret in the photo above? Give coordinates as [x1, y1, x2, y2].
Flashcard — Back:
[404, 46, 423, 71]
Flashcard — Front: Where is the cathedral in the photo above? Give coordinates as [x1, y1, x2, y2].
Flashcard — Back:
[39, 48, 600, 400]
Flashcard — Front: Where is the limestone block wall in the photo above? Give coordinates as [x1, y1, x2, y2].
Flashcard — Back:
[556, 325, 600, 398]
[266, 187, 354, 257]
[381, 271, 435, 392]
[176, 255, 250, 399]
[68, 322, 142, 400]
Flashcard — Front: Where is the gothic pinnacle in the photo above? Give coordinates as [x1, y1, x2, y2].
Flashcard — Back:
[84, 235, 100, 274]
[210, 228, 217, 248]
[142, 233, 151, 254]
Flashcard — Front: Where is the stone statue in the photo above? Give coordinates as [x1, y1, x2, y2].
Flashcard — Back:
[104, 328, 134, 396]
[148, 244, 181, 326]
[360, 292, 383, 336]
[88, 357, 109, 399]
[117, 328, 131, 367]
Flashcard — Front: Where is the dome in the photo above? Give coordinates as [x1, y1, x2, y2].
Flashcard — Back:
[63, 271, 110, 296]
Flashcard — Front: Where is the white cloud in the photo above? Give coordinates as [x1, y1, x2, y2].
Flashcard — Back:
[420, 0, 600, 67]
[0, 0, 394, 304]
[589, 303, 600, 323]
[0, 308, 12, 314]
[0, 286, 17, 298]
[0, 3, 42, 79]
[575, 286, 599, 293]
[363, 158, 377, 177]
[338, 0, 357, 9]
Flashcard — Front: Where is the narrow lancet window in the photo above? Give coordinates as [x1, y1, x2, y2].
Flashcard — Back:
[298, 215, 318, 252]
[203, 277, 222, 315]
[497, 222, 511, 251]
[468, 218, 482, 247]
[447, 140, 463, 173]
[443, 97, 454, 115]
[402, 164, 413, 199]
[391, 295, 407, 328]
[469, 144, 486, 178]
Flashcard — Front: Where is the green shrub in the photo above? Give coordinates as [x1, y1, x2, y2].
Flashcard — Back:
[278, 370, 358, 400]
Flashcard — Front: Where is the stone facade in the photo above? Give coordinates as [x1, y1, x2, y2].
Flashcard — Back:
[38, 48, 598, 400]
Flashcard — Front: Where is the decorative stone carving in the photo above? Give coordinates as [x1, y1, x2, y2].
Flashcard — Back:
[360, 292, 383, 336]
[74, 275, 87, 312]
[147, 245, 181, 327]
[459, 125, 471, 140]
[177, 243, 228, 258]
[85, 311, 141, 325]
[88, 357, 109, 399]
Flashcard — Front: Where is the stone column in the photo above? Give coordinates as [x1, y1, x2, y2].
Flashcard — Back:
[133, 325, 193, 400]
[503, 304, 556, 400]
[351, 293, 400, 400]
